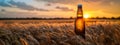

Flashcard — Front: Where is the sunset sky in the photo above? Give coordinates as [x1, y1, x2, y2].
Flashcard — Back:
[0, 0, 120, 18]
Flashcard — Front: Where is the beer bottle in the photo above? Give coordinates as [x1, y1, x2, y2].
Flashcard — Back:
[75, 4, 85, 38]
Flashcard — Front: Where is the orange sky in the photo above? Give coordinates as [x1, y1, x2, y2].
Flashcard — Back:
[0, 0, 120, 18]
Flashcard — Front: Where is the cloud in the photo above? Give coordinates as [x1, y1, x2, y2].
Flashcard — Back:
[36, 0, 120, 6]
[46, 3, 52, 6]
[84, 0, 120, 5]
[0, 0, 12, 7]
[56, 6, 74, 11]
[9, 0, 50, 11]
[0, 0, 49, 11]
[0, 9, 6, 12]
[0, 11, 62, 18]
[0, 11, 38, 18]
[102, 9, 120, 15]
[36, 0, 81, 5]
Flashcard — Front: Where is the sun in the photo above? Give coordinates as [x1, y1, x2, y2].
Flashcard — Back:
[84, 14, 90, 18]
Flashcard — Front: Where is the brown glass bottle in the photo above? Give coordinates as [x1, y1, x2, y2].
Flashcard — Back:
[75, 4, 85, 38]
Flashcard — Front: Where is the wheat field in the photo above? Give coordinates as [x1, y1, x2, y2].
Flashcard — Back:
[0, 19, 120, 45]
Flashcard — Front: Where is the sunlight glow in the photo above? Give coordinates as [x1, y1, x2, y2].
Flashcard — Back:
[84, 13, 90, 18]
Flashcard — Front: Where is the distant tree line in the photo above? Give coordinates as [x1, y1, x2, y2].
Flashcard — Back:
[0, 16, 120, 20]
[0, 17, 74, 20]
[89, 16, 120, 19]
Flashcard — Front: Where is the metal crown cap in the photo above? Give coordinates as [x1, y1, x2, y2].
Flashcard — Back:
[78, 4, 82, 8]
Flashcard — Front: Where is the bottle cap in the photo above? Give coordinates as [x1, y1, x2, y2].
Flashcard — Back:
[78, 4, 82, 8]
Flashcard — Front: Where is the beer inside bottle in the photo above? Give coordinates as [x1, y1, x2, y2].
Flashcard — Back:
[75, 4, 85, 38]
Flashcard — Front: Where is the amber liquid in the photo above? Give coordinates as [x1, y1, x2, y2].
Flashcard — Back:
[75, 5, 85, 38]
[75, 17, 85, 38]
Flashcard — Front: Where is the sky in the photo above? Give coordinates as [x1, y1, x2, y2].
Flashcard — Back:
[0, 0, 120, 18]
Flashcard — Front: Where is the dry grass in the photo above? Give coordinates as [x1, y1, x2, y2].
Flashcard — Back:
[0, 20, 120, 45]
